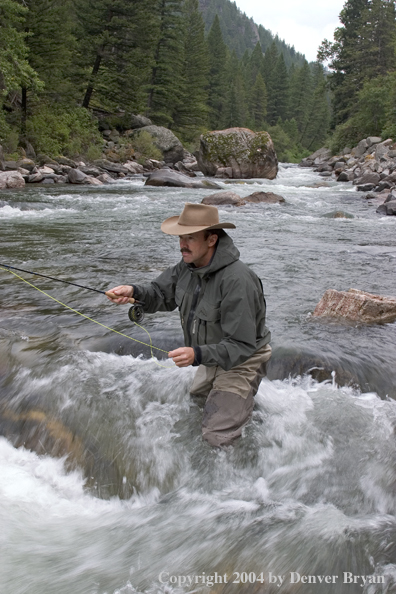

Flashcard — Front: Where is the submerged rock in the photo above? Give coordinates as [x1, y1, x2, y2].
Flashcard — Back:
[322, 211, 354, 219]
[197, 127, 278, 179]
[0, 405, 125, 499]
[313, 288, 396, 324]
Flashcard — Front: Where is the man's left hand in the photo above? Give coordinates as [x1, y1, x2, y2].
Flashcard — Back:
[168, 347, 195, 367]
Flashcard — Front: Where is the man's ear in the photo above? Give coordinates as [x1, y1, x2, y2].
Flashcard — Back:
[208, 233, 218, 247]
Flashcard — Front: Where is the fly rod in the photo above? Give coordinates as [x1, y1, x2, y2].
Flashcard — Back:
[0, 263, 145, 322]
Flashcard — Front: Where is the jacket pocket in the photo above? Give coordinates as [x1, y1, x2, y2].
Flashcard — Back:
[195, 301, 221, 345]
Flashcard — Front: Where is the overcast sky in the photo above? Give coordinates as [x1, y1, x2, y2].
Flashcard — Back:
[233, 0, 346, 62]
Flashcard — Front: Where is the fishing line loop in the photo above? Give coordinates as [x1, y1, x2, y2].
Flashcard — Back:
[0, 266, 172, 370]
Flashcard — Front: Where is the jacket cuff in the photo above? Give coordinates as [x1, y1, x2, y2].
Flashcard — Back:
[131, 284, 140, 300]
[192, 346, 202, 367]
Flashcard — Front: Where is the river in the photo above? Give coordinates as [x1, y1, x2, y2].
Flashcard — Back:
[1, 165, 396, 593]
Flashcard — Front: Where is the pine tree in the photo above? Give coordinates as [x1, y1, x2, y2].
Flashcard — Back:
[78, 0, 159, 112]
[206, 14, 228, 128]
[262, 41, 279, 124]
[0, 0, 39, 137]
[299, 63, 330, 150]
[172, 0, 209, 139]
[288, 60, 313, 140]
[248, 42, 264, 85]
[0, 0, 38, 96]
[318, 0, 373, 125]
[272, 53, 289, 122]
[222, 54, 248, 128]
[358, 0, 396, 79]
[250, 72, 267, 130]
[23, 0, 76, 102]
[147, 0, 185, 126]
[10, 0, 75, 134]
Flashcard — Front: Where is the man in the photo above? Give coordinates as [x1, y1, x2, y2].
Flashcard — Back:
[107, 202, 271, 447]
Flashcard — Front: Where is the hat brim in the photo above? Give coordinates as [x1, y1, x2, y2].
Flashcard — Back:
[161, 216, 236, 236]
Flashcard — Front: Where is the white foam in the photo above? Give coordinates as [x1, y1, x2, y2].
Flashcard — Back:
[0, 205, 77, 218]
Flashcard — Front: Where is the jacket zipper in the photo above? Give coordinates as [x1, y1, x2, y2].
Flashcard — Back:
[187, 277, 201, 343]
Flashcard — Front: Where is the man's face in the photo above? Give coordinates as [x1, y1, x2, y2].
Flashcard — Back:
[179, 231, 218, 268]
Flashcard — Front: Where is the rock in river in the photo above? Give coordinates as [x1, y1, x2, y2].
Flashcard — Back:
[313, 288, 396, 324]
[197, 127, 278, 179]
[202, 191, 245, 206]
[145, 169, 221, 189]
[244, 191, 285, 204]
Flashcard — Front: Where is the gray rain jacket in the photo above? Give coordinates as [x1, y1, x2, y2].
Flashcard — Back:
[132, 232, 271, 371]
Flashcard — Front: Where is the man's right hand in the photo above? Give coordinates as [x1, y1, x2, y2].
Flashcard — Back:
[105, 285, 134, 304]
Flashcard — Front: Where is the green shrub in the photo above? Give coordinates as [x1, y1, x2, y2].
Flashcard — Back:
[328, 121, 364, 154]
[131, 130, 163, 163]
[85, 144, 103, 162]
[2, 128, 19, 157]
[0, 110, 11, 146]
[26, 105, 102, 157]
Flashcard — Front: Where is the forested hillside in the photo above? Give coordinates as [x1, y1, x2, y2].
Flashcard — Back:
[319, 0, 396, 152]
[198, 0, 306, 67]
[0, 0, 329, 163]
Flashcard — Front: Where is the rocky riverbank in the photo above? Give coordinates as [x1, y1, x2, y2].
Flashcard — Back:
[300, 137, 396, 216]
[0, 119, 279, 190]
[0, 147, 201, 189]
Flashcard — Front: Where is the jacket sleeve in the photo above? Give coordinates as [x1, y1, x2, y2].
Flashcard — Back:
[132, 262, 183, 313]
[197, 270, 269, 371]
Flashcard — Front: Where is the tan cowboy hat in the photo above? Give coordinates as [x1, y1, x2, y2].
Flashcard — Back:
[161, 203, 236, 236]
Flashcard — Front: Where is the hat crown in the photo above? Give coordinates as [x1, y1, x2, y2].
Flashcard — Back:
[160, 202, 235, 235]
[178, 203, 219, 228]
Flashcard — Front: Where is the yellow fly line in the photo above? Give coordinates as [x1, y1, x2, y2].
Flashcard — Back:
[0, 266, 173, 369]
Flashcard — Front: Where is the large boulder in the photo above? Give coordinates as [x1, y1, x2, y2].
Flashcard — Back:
[18, 138, 36, 160]
[130, 114, 153, 129]
[145, 169, 221, 189]
[17, 158, 35, 172]
[134, 125, 184, 164]
[376, 199, 396, 215]
[313, 288, 396, 324]
[68, 168, 88, 184]
[0, 171, 25, 189]
[353, 171, 381, 186]
[197, 127, 278, 179]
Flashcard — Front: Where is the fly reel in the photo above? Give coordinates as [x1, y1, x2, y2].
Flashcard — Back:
[128, 304, 145, 324]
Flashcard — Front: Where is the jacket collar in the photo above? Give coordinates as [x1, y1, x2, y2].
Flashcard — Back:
[187, 232, 240, 277]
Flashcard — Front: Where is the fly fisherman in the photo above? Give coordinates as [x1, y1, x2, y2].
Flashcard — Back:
[107, 203, 271, 447]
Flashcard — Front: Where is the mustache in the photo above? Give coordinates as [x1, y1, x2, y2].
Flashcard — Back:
[181, 249, 191, 254]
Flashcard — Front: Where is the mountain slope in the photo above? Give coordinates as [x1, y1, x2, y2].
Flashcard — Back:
[198, 0, 306, 66]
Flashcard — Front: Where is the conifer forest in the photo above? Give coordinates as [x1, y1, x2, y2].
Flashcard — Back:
[1, 0, 396, 162]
